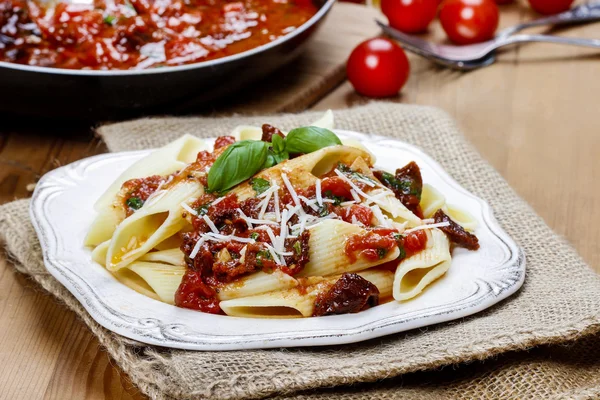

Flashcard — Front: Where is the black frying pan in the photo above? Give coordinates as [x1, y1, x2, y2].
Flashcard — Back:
[0, 0, 336, 119]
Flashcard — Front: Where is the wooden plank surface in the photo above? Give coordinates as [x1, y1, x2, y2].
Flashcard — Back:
[1, 1, 599, 399]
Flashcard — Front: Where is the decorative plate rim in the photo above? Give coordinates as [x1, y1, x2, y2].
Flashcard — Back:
[30, 130, 526, 350]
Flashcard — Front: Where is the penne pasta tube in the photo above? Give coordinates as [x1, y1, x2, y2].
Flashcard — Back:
[91, 240, 110, 266]
[298, 219, 400, 277]
[231, 145, 373, 201]
[370, 188, 422, 226]
[94, 134, 206, 211]
[106, 179, 202, 271]
[420, 183, 446, 219]
[217, 270, 299, 301]
[230, 126, 263, 141]
[112, 269, 161, 301]
[139, 248, 185, 266]
[443, 204, 478, 231]
[219, 269, 393, 318]
[393, 229, 451, 301]
[127, 261, 186, 304]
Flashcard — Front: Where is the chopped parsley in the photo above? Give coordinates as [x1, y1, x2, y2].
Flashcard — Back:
[377, 248, 388, 259]
[196, 203, 210, 216]
[337, 162, 352, 173]
[255, 249, 272, 267]
[317, 205, 330, 217]
[324, 190, 344, 206]
[250, 177, 270, 195]
[337, 162, 374, 184]
[293, 241, 302, 255]
[250, 232, 260, 241]
[103, 15, 116, 25]
[379, 171, 419, 197]
[126, 197, 143, 210]
[394, 234, 407, 259]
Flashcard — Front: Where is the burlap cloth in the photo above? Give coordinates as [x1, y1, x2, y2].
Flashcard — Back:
[1, 103, 599, 400]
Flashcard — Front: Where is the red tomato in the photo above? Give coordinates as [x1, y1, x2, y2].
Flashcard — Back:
[403, 230, 428, 255]
[381, 0, 439, 33]
[320, 177, 353, 199]
[340, 205, 374, 226]
[527, 0, 574, 14]
[439, 0, 499, 45]
[494, 0, 513, 3]
[346, 38, 410, 98]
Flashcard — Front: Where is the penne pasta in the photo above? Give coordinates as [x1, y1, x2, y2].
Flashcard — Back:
[85, 135, 207, 246]
[218, 270, 299, 301]
[298, 219, 400, 277]
[393, 229, 451, 301]
[105, 179, 202, 271]
[87, 113, 480, 318]
[140, 248, 185, 266]
[127, 261, 186, 304]
[420, 183, 446, 219]
[443, 204, 478, 231]
[219, 269, 394, 318]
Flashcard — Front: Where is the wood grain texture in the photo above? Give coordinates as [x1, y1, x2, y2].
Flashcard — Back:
[1, 1, 599, 398]
[313, 2, 600, 270]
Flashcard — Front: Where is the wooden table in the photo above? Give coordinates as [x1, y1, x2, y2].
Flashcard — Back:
[1, 2, 599, 399]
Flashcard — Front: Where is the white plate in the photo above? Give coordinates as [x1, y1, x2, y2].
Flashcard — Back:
[30, 130, 525, 351]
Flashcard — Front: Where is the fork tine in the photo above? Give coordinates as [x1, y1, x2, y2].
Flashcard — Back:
[376, 20, 439, 59]
[376, 20, 495, 70]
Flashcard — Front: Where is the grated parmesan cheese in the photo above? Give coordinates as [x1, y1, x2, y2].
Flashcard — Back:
[404, 221, 450, 233]
[315, 179, 323, 207]
[202, 215, 220, 233]
[181, 202, 198, 216]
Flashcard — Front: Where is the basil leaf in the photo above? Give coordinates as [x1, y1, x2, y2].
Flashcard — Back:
[262, 153, 276, 169]
[273, 151, 289, 164]
[251, 177, 270, 195]
[284, 126, 342, 154]
[272, 134, 286, 154]
[208, 140, 268, 192]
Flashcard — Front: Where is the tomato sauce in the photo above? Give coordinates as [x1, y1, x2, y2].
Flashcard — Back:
[0, 0, 318, 70]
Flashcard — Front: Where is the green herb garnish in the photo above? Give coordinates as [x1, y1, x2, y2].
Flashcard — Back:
[379, 171, 417, 196]
[196, 203, 210, 216]
[126, 197, 143, 210]
[324, 190, 344, 206]
[377, 248, 388, 259]
[393, 234, 407, 259]
[255, 249, 272, 267]
[207, 127, 342, 192]
[250, 232, 260, 241]
[250, 177, 270, 195]
[285, 126, 341, 153]
[208, 140, 269, 192]
[103, 15, 116, 25]
[318, 205, 330, 217]
[293, 241, 302, 255]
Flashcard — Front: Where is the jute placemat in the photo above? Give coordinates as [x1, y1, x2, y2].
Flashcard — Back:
[1, 103, 599, 399]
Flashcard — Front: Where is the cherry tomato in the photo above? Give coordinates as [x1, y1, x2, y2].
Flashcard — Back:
[494, 0, 513, 4]
[321, 176, 353, 199]
[381, 0, 439, 33]
[439, 0, 499, 45]
[346, 38, 410, 98]
[527, 0, 574, 15]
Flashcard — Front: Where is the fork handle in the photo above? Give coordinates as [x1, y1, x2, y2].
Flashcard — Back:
[506, 34, 600, 50]
[500, 2, 600, 37]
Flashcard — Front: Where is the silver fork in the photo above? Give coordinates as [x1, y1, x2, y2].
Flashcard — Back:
[378, 2, 600, 70]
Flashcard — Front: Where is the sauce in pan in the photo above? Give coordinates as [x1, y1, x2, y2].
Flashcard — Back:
[0, 0, 318, 70]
